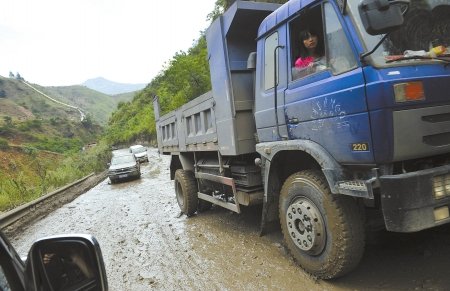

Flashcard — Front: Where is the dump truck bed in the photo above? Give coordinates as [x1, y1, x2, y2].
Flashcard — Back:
[157, 91, 218, 153]
[154, 1, 280, 156]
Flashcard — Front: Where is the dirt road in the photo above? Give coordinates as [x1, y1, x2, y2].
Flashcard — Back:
[9, 148, 450, 290]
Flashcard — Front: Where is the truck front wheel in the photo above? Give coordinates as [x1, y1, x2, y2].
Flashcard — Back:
[279, 170, 365, 279]
[174, 169, 198, 216]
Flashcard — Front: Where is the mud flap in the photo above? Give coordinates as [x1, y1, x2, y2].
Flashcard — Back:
[260, 192, 281, 236]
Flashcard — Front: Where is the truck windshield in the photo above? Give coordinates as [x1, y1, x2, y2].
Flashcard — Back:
[348, 1, 450, 67]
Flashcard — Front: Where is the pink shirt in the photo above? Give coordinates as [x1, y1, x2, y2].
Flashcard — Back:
[294, 56, 314, 68]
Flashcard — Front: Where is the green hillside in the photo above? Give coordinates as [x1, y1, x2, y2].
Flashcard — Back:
[113, 91, 137, 104]
[0, 77, 80, 123]
[0, 76, 136, 125]
[36, 84, 136, 125]
[0, 76, 110, 212]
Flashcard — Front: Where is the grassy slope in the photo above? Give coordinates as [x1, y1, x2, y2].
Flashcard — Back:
[112, 91, 137, 104]
[0, 77, 79, 123]
[0, 76, 113, 211]
[35, 85, 135, 125]
[0, 76, 136, 125]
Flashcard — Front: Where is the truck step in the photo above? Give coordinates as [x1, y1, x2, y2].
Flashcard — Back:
[336, 180, 372, 198]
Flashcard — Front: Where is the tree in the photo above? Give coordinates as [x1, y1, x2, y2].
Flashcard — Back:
[81, 114, 94, 129]
[15, 72, 24, 81]
[9, 71, 15, 78]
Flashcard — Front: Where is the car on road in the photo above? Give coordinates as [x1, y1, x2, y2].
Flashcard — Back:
[108, 153, 141, 183]
[129, 145, 148, 163]
[0, 230, 108, 291]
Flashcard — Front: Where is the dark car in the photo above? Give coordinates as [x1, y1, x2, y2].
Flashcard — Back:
[108, 154, 141, 184]
[0, 230, 107, 291]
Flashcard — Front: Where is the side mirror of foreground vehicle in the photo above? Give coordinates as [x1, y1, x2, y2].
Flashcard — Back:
[25, 234, 108, 291]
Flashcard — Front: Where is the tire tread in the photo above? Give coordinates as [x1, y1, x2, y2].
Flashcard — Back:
[174, 169, 198, 217]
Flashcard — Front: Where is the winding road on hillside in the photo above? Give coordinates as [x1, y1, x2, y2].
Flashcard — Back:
[8, 148, 450, 290]
[22, 80, 86, 121]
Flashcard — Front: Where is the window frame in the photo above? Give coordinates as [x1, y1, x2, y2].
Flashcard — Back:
[263, 31, 280, 91]
[287, 1, 358, 82]
[288, 3, 327, 82]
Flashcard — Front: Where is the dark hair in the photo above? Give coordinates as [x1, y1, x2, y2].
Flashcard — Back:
[298, 28, 324, 58]
[299, 29, 317, 41]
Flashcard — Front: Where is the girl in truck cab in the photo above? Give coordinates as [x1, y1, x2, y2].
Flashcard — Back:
[293, 28, 326, 79]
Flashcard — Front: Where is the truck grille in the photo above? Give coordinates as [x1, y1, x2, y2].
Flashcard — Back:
[393, 105, 450, 161]
[433, 173, 450, 199]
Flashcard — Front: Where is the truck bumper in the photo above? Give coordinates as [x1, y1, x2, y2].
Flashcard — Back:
[379, 165, 450, 232]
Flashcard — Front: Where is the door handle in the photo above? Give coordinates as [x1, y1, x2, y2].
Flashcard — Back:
[288, 118, 299, 124]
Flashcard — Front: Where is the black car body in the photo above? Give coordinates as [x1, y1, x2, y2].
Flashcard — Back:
[108, 154, 141, 183]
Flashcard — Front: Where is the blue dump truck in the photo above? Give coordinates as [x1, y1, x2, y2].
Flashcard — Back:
[154, 0, 450, 279]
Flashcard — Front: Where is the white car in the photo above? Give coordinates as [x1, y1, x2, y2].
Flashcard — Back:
[129, 145, 149, 163]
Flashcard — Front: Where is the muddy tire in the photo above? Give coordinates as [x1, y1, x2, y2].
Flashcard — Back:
[279, 170, 365, 279]
[174, 169, 198, 216]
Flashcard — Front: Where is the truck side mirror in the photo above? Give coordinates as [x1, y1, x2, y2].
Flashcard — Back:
[358, 0, 407, 35]
[25, 235, 108, 291]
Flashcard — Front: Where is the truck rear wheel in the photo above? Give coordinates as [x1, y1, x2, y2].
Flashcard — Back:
[279, 170, 364, 279]
[174, 169, 198, 216]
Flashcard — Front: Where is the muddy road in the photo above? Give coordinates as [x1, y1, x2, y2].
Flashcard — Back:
[8, 148, 450, 290]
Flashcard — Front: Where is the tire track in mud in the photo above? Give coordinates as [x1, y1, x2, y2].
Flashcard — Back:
[151, 223, 220, 290]
[139, 151, 221, 289]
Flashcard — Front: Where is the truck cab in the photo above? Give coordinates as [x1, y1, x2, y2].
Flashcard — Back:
[255, 0, 450, 231]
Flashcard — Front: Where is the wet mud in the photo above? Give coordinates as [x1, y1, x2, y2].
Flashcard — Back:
[9, 148, 450, 290]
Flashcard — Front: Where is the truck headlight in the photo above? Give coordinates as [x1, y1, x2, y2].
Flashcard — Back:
[433, 174, 450, 199]
[434, 206, 449, 222]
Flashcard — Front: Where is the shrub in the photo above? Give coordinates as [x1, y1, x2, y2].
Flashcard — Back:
[0, 140, 111, 212]
[30, 137, 83, 154]
[22, 146, 38, 156]
[0, 137, 9, 149]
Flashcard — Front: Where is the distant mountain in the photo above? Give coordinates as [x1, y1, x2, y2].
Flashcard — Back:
[82, 77, 146, 95]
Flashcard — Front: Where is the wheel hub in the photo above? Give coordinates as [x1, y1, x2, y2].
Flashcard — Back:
[286, 197, 325, 255]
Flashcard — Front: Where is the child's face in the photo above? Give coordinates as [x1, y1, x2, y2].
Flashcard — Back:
[303, 34, 318, 50]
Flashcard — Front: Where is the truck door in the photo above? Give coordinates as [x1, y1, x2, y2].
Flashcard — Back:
[254, 26, 289, 142]
[284, 2, 374, 164]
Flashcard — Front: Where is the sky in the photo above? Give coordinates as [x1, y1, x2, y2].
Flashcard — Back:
[0, 0, 217, 86]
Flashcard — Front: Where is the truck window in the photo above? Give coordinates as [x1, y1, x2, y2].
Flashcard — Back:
[289, 5, 326, 80]
[264, 32, 279, 91]
[347, 0, 450, 68]
[323, 2, 357, 75]
[289, 3, 357, 81]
